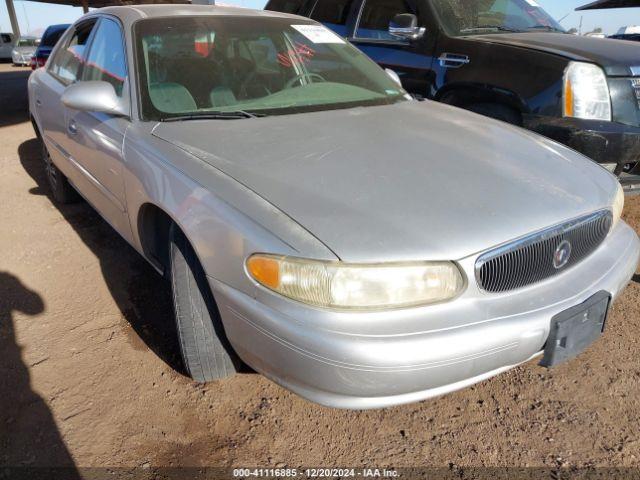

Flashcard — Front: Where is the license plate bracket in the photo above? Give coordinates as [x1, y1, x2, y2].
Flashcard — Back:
[539, 290, 610, 368]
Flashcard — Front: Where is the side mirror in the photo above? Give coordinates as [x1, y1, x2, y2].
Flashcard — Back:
[385, 68, 402, 87]
[389, 13, 425, 41]
[61, 81, 128, 117]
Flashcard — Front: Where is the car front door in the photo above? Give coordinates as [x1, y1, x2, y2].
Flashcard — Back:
[347, 0, 437, 97]
[64, 16, 132, 239]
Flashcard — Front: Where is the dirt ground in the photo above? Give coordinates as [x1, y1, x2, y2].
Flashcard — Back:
[2, 62, 640, 474]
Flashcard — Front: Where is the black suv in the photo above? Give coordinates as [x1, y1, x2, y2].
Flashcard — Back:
[266, 0, 640, 187]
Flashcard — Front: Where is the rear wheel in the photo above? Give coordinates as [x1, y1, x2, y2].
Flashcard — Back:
[41, 141, 80, 204]
[169, 225, 241, 382]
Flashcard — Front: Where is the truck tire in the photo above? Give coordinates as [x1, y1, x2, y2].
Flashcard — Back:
[42, 141, 80, 204]
[169, 224, 241, 382]
[466, 103, 522, 126]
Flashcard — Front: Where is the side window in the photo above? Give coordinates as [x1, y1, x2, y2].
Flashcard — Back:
[355, 0, 415, 40]
[309, 0, 355, 36]
[1, 34, 12, 44]
[82, 18, 127, 97]
[49, 21, 96, 85]
[266, 0, 304, 14]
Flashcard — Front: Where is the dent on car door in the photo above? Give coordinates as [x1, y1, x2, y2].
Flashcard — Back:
[347, 0, 436, 96]
[64, 17, 133, 239]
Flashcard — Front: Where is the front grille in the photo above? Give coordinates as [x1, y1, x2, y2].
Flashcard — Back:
[476, 210, 612, 293]
[632, 78, 640, 109]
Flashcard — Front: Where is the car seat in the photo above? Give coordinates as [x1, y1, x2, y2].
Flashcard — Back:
[149, 82, 197, 114]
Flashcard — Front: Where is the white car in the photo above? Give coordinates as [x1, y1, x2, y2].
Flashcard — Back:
[0, 32, 16, 60]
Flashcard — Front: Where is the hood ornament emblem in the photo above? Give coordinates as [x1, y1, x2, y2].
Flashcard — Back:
[553, 240, 572, 269]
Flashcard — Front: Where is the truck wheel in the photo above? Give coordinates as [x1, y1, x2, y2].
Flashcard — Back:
[41, 142, 80, 204]
[466, 103, 522, 126]
[169, 225, 241, 382]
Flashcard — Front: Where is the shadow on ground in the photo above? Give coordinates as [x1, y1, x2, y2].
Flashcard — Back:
[0, 271, 80, 478]
[17, 138, 185, 376]
[633, 273, 640, 284]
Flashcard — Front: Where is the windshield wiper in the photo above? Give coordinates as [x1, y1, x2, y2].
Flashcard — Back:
[460, 25, 523, 33]
[160, 110, 262, 122]
[526, 25, 565, 33]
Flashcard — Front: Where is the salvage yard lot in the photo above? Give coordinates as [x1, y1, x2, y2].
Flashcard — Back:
[1, 62, 640, 470]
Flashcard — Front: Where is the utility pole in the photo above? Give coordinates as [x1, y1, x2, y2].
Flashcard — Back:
[579, 15, 583, 35]
[4, 0, 21, 39]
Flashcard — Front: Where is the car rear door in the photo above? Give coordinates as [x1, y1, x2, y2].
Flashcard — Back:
[33, 20, 96, 185]
[64, 16, 132, 239]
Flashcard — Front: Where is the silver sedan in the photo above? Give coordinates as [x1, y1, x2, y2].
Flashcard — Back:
[28, 5, 639, 409]
[12, 36, 38, 66]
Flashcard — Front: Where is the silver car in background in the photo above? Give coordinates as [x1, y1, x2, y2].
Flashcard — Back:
[12, 36, 39, 66]
[28, 5, 639, 409]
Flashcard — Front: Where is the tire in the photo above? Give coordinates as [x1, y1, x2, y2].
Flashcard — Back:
[41, 141, 80, 204]
[169, 225, 240, 382]
[466, 103, 522, 126]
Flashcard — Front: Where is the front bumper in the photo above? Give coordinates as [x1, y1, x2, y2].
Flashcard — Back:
[524, 115, 640, 177]
[11, 53, 32, 65]
[209, 222, 639, 409]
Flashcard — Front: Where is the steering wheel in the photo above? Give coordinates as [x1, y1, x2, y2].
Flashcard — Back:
[284, 73, 326, 89]
[238, 70, 271, 99]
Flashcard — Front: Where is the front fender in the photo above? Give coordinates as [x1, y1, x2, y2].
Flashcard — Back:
[121, 123, 337, 298]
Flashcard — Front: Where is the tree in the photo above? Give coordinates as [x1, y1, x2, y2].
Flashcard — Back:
[567, 28, 578, 34]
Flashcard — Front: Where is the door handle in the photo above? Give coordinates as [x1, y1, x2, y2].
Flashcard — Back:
[35, 99, 42, 107]
[438, 53, 470, 69]
[68, 120, 77, 135]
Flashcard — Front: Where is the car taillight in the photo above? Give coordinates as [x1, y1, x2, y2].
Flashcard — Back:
[31, 56, 46, 70]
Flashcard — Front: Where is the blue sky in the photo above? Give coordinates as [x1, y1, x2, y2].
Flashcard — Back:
[1, 0, 639, 36]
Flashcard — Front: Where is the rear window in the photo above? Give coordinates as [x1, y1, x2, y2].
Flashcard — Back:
[41, 26, 68, 47]
[17, 38, 38, 47]
[266, 0, 304, 14]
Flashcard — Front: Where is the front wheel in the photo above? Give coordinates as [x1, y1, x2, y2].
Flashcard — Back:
[466, 103, 522, 126]
[169, 225, 241, 382]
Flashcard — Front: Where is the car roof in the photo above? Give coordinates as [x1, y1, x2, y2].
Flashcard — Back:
[96, 4, 303, 25]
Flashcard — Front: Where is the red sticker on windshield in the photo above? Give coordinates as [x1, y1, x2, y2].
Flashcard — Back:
[278, 42, 315, 67]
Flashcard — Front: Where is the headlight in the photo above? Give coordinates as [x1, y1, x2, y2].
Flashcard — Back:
[246, 254, 464, 310]
[563, 62, 611, 121]
[612, 183, 624, 228]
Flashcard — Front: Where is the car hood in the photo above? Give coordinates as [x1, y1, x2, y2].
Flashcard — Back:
[472, 33, 638, 76]
[152, 101, 617, 263]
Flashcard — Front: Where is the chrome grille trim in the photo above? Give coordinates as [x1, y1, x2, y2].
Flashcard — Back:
[475, 210, 612, 293]
[632, 78, 640, 109]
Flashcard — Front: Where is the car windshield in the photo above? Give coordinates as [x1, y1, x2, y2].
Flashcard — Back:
[432, 0, 565, 36]
[17, 38, 38, 47]
[134, 16, 408, 120]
